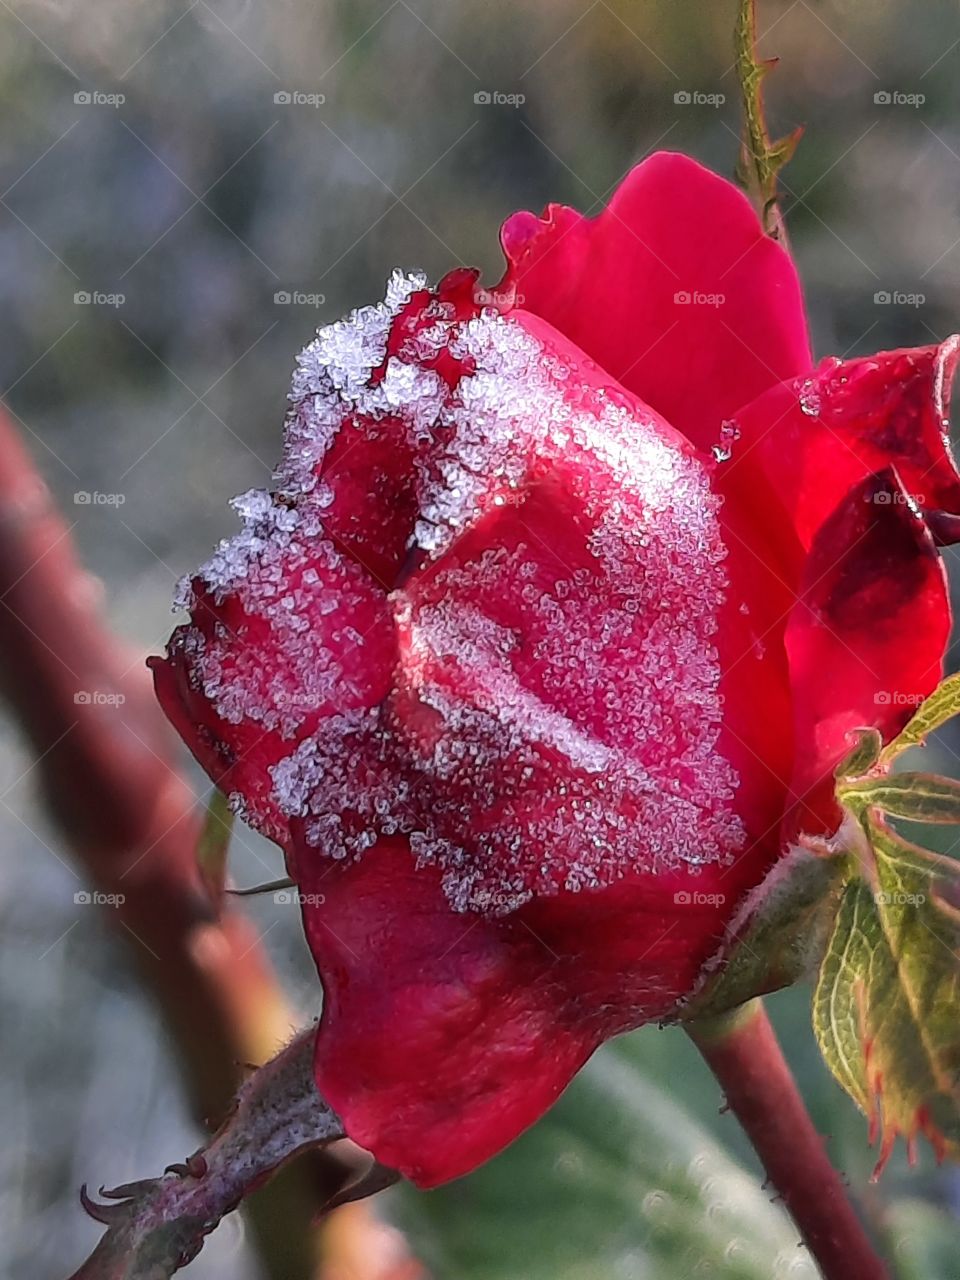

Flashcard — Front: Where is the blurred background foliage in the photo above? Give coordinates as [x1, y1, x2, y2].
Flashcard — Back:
[2, 0, 960, 1275]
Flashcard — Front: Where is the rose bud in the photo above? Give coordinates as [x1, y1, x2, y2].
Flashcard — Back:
[151, 152, 959, 1187]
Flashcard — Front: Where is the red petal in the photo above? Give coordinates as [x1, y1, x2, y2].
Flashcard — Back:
[499, 152, 811, 451]
[303, 837, 765, 1186]
[153, 270, 494, 845]
[729, 338, 960, 550]
[289, 308, 788, 916]
[279, 268, 493, 588]
[784, 470, 950, 834]
[151, 521, 394, 848]
[304, 840, 599, 1186]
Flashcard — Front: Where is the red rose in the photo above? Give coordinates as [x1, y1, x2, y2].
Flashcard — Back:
[151, 153, 958, 1187]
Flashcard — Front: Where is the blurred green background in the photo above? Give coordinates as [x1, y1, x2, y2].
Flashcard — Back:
[2, 0, 960, 1275]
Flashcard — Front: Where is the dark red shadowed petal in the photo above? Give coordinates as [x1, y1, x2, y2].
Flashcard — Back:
[303, 839, 600, 1187]
[784, 470, 950, 836]
[499, 152, 811, 451]
[729, 338, 960, 550]
[302, 837, 777, 1187]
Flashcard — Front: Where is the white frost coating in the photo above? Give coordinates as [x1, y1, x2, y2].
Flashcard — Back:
[387, 312, 743, 911]
[175, 269, 745, 917]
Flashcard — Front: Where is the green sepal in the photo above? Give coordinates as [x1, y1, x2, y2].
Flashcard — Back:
[677, 844, 849, 1024]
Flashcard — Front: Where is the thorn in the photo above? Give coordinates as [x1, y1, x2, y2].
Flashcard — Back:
[164, 1150, 208, 1179]
[227, 876, 296, 897]
[79, 1184, 130, 1225]
[163, 1152, 208, 1177]
[319, 1160, 401, 1214]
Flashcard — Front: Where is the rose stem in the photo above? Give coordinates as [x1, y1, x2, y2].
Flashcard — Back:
[687, 999, 890, 1280]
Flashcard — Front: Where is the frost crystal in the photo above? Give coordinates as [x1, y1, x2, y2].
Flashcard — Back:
[177, 270, 744, 917]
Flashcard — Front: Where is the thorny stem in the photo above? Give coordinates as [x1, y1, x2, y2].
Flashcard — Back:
[735, 0, 800, 242]
[688, 1000, 890, 1280]
[69, 1031, 351, 1280]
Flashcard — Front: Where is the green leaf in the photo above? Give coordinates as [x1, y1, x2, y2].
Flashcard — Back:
[812, 817, 960, 1175]
[390, 1044, 819, 1280]
[838, 773, 960, 824]
[835, 728, 882, 781]
[679, 845, 849, 1023]
[879, 672, 960, 766]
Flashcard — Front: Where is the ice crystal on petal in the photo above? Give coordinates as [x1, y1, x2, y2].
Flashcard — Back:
[173, 269, 745, 917]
